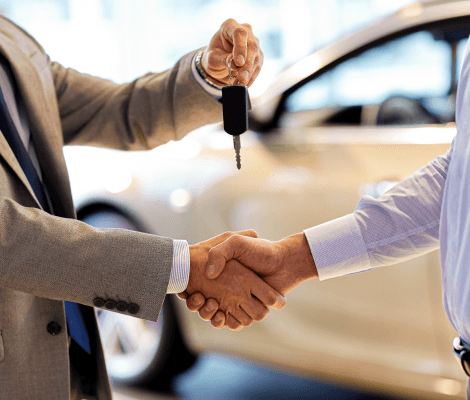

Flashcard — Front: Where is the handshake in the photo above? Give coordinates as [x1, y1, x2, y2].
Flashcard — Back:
[177, 230, 318, 331]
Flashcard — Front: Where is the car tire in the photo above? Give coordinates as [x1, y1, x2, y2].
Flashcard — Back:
[79, 206, 196, 390]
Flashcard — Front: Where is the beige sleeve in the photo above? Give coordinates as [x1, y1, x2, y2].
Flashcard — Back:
[50, 49, 223, 150]
[0, 197, 173, 322]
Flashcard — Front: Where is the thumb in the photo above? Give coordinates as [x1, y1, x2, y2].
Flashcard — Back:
[206, 234, 251, 279]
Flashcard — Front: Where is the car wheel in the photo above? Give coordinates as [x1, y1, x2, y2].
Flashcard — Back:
[79, 206, 196, 390]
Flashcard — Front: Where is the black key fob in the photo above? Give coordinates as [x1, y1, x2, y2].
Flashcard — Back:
[222, 85, 248, 136]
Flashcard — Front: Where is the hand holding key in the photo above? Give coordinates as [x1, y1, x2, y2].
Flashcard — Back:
[199, 18, 263, 169]
[201, 18, 264, 87]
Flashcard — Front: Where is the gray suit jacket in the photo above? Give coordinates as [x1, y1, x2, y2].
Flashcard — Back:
[0, 16, 222, 399]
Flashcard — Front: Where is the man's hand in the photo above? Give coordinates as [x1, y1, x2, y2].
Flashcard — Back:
[177, 231, 286, 330]
[184, 233, 318, 330]
[202, 19, 263, 87]
[207, 233, 318, 295]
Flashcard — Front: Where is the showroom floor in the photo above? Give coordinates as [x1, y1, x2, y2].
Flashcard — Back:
[112, 353, 408, 400]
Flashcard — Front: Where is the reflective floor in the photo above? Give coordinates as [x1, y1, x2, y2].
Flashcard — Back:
[115, 353, 409, 400]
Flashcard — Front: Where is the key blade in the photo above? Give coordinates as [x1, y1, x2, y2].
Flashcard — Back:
[233, 135, 241, 170]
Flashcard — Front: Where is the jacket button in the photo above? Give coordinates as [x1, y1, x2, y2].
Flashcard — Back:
[47, 321, 62, 335]
[93, 297, 105, 307]
[128, 303, 140, 315]
[104, 300, 116, 310]
[116, 301, 128, 312]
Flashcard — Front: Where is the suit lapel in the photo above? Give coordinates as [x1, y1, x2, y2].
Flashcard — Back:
[0, 28, 75, 218]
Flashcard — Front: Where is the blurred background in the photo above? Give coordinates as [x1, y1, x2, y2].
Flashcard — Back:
[0, 0, 412, 95]
[2, 0, 466, 399]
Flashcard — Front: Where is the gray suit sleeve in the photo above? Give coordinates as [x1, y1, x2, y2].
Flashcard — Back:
[50, 49, 223, 150]
[0, 197, 172, 322]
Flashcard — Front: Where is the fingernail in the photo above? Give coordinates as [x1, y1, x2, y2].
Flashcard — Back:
[241, 70, 249, 81]
[194, 298, 203, 306]
[237, 54, 245, 65]
[205, 305, 214, 312]
[214, 314, 222, 322]
[207, 265, 216, 276]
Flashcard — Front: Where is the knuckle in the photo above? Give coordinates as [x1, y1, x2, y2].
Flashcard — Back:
[234, 27, 248, 38]
[187, 301, 198, 312]
[223, 18, 236, 27]
[189, 297, 198, 307]
[248, 41, 259, 53]
[211, 319, 223, 329]
[193, 293, 204, 303]
[248, 229, 258, 238]
[245, 59, 255, 69]
[227, 234, 240, 246]
[211, 311, 225, 328]
[188, 294, 204, 311]
[206, 299, 217, 310]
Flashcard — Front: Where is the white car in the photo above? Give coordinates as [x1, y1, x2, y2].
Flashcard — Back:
[64, 1, 470, 398]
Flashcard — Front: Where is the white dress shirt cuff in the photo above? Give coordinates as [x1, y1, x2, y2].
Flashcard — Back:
[191, 50, 223, 101]
[303, 214, 372, 281]
[167, 239, 190, 293]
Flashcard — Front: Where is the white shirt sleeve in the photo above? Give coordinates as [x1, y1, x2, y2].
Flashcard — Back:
[304, 145, 453, 280]
[166, 239, 190, 293]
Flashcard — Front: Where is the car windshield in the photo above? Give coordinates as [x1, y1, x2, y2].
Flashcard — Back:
[284, 29, 469, 126]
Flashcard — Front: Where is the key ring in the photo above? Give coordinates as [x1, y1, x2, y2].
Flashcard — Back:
[227, 56, 236, 85]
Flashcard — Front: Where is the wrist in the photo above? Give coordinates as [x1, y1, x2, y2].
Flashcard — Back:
[278, 233, 318, 282]
[186, 245, 202, 294]
[195, 50, 225, 89]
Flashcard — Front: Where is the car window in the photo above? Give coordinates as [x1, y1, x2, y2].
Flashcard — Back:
[285, 30, 469, 126]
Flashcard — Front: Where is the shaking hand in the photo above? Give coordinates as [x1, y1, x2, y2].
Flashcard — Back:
[177, 231, 286, 330]
[183, 233, 318, 330]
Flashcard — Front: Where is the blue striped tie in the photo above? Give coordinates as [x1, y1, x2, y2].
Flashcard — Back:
[0, 85, 91, 355]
